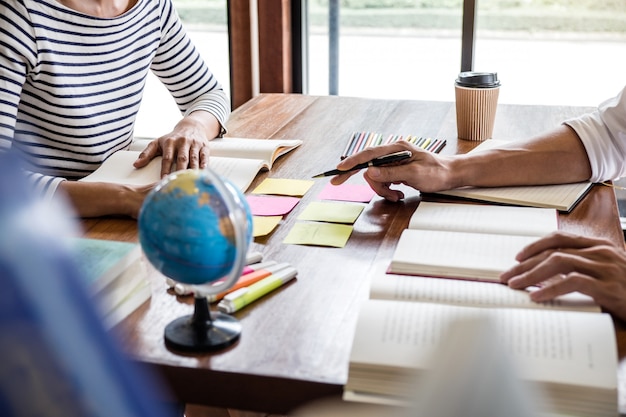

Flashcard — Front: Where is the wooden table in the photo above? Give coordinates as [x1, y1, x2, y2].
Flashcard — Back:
[82, 94, 626, 415]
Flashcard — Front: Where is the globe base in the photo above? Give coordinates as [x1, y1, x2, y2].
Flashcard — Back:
[164, 297, 241, 352]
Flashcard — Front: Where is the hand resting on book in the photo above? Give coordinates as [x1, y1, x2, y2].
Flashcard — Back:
[501, 230, 626, 322]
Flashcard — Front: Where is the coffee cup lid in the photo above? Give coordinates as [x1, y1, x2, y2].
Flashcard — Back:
[455, 72, 500, 88]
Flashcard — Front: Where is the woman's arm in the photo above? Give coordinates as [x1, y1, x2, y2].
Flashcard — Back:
[58, 181, 154, 219]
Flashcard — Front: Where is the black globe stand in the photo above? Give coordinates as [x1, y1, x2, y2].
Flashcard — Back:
[164, 295, 241, 352]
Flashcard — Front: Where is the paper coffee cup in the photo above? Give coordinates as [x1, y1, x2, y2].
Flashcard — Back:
[455, 72, 500, 141]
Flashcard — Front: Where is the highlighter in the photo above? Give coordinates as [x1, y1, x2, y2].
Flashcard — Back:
[207, 262, 289, 302]
[217, 266, 298, 313]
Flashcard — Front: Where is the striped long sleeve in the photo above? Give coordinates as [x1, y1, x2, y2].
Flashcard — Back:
[0, 0, 230, 199]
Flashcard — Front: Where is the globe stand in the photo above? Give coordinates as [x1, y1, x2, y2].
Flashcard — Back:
[164, 296, 241, 352]
[138, 168, 252, 354]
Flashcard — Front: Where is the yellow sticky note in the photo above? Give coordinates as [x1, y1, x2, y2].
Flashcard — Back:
[283, 222, 353, 248]
[297, 201, 364, 224]
[253, 215, 282, 238]
[252, 178, 314, 197]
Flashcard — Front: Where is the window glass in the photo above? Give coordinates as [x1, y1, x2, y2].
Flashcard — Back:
[135, 0, 229, 138]
[474, 0, 626, 106]
[307, 0, 625, 106]
[307, 1, 463, 102]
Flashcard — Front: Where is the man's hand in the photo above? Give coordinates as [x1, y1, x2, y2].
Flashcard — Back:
[330, 141, 455, 202]
[501, 231, 626, 321]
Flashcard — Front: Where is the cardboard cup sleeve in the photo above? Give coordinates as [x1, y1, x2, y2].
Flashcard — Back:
[455, 85, 500, 141]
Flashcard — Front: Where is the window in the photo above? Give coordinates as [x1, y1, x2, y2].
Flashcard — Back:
[306, 0, 626, 106]
[134, 0, 229, 138]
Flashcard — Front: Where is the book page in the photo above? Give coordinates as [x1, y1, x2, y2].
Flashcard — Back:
[79, 151, 265, 192]
[130, 137, 303, 169]
[209, 138, 302, 168]
[350, 300, 616, 389]
[389, 228, 538, 281]
[79, 151, 161, 186]
[369, 263, 600, 313]
[409, 201, 557, 237]
[208, 156, 266, 192]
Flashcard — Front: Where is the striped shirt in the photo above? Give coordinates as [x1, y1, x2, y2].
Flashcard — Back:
[0, 0, 230, 199]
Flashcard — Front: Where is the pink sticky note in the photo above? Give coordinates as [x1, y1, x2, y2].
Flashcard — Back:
[318, 183, 376, 203]
[246, 195, 300, 216]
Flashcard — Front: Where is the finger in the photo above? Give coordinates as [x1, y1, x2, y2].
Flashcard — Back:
[199, 145, 210, 169]
[160, 147, 176, 177]
[337, 142, 413, 171]
[364, 174, 404, 202]
[504, 249, 579, 289]
[500, 250, 553, 283]
[133, 140, 159, 168]
[329, 170, 359, 185]
[515, 231, 610, 262]
[187, 142, 202, 170]
[364, 165, 415, 188]
[529, 272, 598, 303]
[175, 143, 191, 171]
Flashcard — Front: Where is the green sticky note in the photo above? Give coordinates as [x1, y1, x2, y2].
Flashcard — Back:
[297, 201, 364, 224]
[283, 222, 353, 248]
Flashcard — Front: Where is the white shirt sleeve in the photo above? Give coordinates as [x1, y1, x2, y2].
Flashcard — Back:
[564, 86, 626, 182]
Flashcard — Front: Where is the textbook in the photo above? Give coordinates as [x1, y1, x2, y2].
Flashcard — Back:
[344, 298, 618, 417]
[80, 137, 303, 192]
[387, 201, 558, 281]
[346, 201, 618, 416]
[71, 238, 151, 329]
[432, 139, 593, 212]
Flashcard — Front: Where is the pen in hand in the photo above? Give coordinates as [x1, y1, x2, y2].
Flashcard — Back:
[312, 150, 412, 178]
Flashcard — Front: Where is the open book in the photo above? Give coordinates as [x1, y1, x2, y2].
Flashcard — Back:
[345, 201, 618, 416]
[388, 201, 558, 281]
[432, 139, 593, 212]
[344, 297, 617, 417]
[79, 137, 302, 192]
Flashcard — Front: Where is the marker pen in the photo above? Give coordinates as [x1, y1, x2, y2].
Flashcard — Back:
[207, 262, 289, 302]
[217, 266, 298, 313]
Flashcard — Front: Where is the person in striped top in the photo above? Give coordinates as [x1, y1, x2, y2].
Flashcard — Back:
[0, 0, 230, 218]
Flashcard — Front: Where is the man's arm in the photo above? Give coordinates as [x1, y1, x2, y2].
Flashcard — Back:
[331, 124, 592, 202]
[448, 124, 592, 189]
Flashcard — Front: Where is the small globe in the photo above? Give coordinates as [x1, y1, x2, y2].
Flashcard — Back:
[138, 168, 252, 288]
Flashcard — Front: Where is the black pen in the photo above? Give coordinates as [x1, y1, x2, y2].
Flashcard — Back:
[312, 150, 412, 178]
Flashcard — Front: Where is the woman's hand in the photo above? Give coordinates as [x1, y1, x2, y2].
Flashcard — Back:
[330, 141, 456, 202]
[500, 231, 626, 321]
[133, 111, 222, 177]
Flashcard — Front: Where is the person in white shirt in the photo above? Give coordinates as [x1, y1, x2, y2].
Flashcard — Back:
[331, 86, 626, 321]
[0, 0, 229, 218]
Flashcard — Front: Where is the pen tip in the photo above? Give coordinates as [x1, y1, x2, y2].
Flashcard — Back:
[312, 174, 324, 179]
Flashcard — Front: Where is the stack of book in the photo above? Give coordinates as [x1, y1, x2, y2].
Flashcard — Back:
[71, 238, 151, 329]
